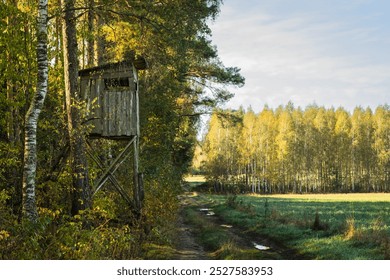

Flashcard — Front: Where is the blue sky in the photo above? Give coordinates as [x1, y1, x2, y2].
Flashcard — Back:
[210, 0, 390, 112]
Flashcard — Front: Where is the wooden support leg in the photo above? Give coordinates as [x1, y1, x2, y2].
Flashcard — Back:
[86, 142, 135, 208]
[86, 136, 143, 218]
[133, 136, 141, 213]
[92, 137, 135, 194]
[86, 138, 137, 211]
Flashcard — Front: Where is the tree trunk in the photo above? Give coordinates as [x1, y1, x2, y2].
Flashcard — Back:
[62, 0, 92, 215]
[94, 5, 106, 66]
[22, 0, 49, 222]
[86, 0, 95, 67]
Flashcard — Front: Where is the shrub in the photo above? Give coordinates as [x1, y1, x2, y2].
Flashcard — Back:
[344, 216, 356, 240]
[312, 210, 328, 231]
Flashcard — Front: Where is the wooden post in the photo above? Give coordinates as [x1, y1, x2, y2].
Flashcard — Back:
[132, 64, 143, 214]
[133, 136, 140, 213]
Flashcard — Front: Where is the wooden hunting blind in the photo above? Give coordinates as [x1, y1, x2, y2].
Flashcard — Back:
[79, 59, 146, 138]
[79, 57, 147, 215]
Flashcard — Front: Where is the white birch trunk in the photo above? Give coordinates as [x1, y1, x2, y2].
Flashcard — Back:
[22, 0, 49, 222]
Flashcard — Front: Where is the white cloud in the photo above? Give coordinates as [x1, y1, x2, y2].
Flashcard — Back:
[211, 1, 390, 112]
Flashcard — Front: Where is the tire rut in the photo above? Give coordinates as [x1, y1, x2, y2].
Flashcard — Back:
[173, 194, 208, 260]
[174, 192, 304, 260]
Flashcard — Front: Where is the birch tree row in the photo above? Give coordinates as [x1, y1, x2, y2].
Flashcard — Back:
[203, 104, 389, 193]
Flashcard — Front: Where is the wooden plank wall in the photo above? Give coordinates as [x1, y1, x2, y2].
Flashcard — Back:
[101, 82, 137, 137]
[81, 66, 138, 138]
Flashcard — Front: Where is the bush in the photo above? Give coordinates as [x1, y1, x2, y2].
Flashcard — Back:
[312, 210, 329, 231]
[0, 196, 144, 260]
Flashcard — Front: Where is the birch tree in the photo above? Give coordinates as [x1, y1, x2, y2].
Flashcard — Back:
[22, 0, 48, 222]
[203, 105, 389, 194]
[373, 105, 390, 191]
[334, 108, 352, 192]
[239, 109, 257, 191]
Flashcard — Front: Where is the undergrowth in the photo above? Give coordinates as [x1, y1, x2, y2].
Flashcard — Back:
[0, 206, 144, 259]
[0, 191, 175, 260]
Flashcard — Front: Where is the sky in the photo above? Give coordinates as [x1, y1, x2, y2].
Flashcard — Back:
[209, 0, 390, 112]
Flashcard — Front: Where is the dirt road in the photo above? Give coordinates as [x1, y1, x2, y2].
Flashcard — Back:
[173, 192, 302, 260]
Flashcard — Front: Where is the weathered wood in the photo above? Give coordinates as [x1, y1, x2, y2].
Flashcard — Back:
[92, 136, 135, 194]
[133, 137, 140, 211]
[79, 59, 146, 216]
[86, 141, 135, 208]
[80, 61, 140, 138]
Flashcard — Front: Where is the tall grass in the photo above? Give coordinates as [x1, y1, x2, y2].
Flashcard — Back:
[207, 193, 390, 259]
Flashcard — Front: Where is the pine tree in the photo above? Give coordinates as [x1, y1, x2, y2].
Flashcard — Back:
[62, 0, 91, 214]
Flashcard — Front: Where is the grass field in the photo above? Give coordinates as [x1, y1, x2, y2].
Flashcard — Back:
[183, 175, 207, 183]
[198, 193, 390, 259]
[251, 193, 390, 202]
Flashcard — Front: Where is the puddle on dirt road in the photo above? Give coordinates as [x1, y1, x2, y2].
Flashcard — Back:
[253, 242, 270, 251]
[199, 208, 215, 216]
[220, 224, 233, 228]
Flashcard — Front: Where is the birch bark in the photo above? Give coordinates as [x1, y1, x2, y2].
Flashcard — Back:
[22, 0, 49, 222]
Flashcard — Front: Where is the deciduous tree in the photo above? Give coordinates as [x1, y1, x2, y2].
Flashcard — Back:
[22, 0, 48, 222]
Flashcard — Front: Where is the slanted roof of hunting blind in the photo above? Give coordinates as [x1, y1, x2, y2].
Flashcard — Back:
[79, 58, 147, 139]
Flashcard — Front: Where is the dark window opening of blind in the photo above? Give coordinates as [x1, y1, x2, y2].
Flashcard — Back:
[104, 77, 130, 89]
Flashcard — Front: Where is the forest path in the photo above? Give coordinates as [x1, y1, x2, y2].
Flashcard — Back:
[173, 192, 301, 260]
[173, 192, 208, 260]
[173, 209, 209, 259]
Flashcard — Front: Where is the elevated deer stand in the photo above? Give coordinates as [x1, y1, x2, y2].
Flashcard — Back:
[79, 58, 147, 216]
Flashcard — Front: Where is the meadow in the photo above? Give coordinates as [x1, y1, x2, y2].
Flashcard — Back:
[200, 193, 390, 259]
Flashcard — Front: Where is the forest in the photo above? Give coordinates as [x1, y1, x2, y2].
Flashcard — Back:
[201, 104, 389, 194]
[0, 0, 243, 259]
[1, 0, 389, 261]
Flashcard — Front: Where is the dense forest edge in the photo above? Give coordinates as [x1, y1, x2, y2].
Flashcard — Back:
[0, 0, 244, 259]
[196, 104, 389, 194]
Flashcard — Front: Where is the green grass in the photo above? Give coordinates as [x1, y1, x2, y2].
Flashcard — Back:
[142, 243, 177, 260]
[200, 193, 390, 259]
[183, 175, 207, 183]
[182, 175, 207, 190]
[182, 207, 228, 251]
